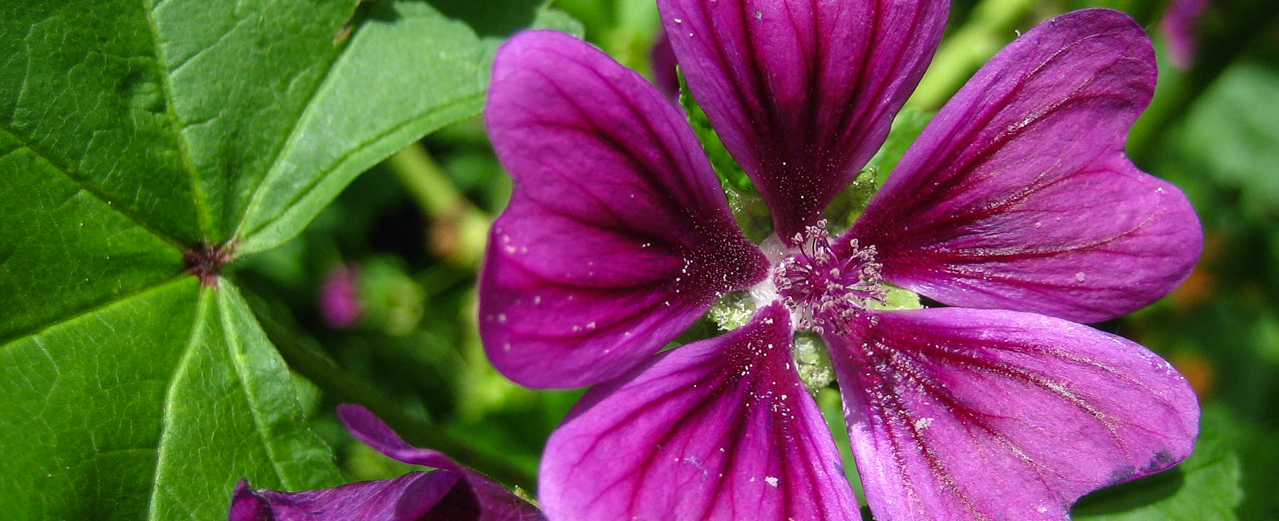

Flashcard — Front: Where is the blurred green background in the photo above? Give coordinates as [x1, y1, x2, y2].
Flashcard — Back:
[234, 0, 1279, 518]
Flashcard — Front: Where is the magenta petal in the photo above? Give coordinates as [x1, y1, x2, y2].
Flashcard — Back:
[541, 304, 861, 521]
[660, 0, 948, 241]
[336, 405, 546, 521]
[828, 308, 1199, 521]
[851, 9, 1201, 323]
[319, 264, 361, 329]
[228, 473, 458, 521]
[483, 30, 768, 388]
[1161, 0, 1208, 69]
[227, 406, 544, 520]
[651, 29, 681, 101]
[337, 404, 458, 470]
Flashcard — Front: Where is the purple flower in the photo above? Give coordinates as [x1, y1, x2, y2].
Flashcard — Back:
[229, 404, 544, 521]
[319, 265, 362, 329]
[481, 3, 1202, 520]
[649, 29, 681, 101]
[1160, 0, 1209, 69]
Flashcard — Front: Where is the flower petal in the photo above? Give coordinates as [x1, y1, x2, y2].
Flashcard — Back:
[828, 308, 1199, 521]
[541, 303, 862, 521]
[483, 30, 769, 389]
[851, 9, 1201, 323]
[660, 0, 947, 241]
[650, 29, 681, 101]
[1160, 0, 1208, 69]
[228, 473, 458, 521]
[336, 405, 546, 521]
[227, 406, 544, 521]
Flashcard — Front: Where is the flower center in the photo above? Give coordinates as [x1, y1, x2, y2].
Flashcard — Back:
[774, 220, 885, 335]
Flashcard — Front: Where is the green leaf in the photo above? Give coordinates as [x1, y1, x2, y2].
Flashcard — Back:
[1, 276, 344, 520]
[151, 283, 343, 518]
[428, 0, 543, 37]
[1073, 407, 1243, 520]
[1179, 62, 1279, 218]
[2, 278, 197, 520]
[234, 1, 501, 254]
[532, 4, 588, 38]
[0, 0, 499, 518]
[0, 128, 187, 342]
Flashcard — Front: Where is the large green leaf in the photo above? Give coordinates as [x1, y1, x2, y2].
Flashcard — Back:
[233, 1, 501, 254]
[0, 0, 497, 518]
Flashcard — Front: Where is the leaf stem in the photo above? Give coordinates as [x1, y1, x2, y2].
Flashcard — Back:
[257, 311, 537, 491]
[385, 143, 491, 267]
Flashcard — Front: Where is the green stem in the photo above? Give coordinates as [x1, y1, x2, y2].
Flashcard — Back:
[258, 313, 537, 491]
[385, 144, 491, 267]
[906, 0, 1039, 110]
[387, 143, 460, 219]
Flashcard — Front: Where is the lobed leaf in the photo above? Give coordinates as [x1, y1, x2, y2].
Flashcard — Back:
[0, 0, 502, 518]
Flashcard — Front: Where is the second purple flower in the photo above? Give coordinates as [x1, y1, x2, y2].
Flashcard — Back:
[481, 2, 1203, 520]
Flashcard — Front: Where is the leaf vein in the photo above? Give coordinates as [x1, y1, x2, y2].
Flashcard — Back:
[0, 125, 186, 249]
[236, 91, 484, 241]
[141, 0, 214, 237]
[217, 288, 292, 488]
[145, 285, 210, 521]
[0, 272, 189, 349]
[229, 15, 355, 242]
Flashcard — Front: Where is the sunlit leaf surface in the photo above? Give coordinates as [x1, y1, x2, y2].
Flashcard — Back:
[0, 0, 496, 518]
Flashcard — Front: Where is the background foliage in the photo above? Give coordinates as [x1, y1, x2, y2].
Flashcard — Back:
[1, 0, 1276, 519]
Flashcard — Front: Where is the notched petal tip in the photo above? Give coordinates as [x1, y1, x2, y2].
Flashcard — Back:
[483, 29, 767, 389]
[855, 9, 1201, 322]
[829, 308, 1198, 521]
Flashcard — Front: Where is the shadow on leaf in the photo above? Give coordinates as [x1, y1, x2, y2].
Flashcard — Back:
[1071, 466, 1185, 516]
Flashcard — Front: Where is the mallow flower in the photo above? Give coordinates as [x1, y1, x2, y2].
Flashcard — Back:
[229, 404, 544, 521]
[319, 264, 362, 329]
[1160, 0, 1209, 69]
[481, 1, 1202, 519]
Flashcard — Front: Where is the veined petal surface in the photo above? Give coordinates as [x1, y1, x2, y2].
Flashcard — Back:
[829, 308, 1198, 521]
[852, 9, 1201, 323]
[483, 30, 768, 388]
[660, 0, 947, 241]
[225, 406, 545, 521]
[541, 304, 861, 521]
[337, 405, 547, 521]
[229, 473, 458, 521]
